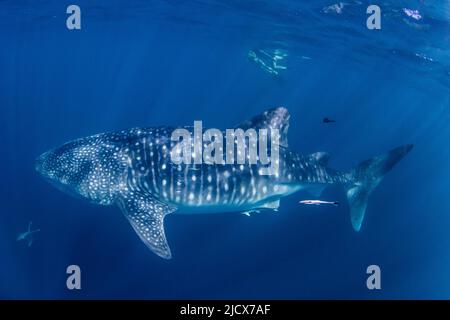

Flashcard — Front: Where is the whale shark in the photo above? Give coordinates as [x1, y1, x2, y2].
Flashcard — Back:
[36, 107, 412, 259]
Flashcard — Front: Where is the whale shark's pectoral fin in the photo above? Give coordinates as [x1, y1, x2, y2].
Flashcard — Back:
[118, 192, 176, 259]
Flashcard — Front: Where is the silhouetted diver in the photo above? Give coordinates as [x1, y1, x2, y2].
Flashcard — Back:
[17, 221, 40, 247]
[323, 117, 336, 123]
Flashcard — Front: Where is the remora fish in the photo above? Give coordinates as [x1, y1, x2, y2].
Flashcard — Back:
[300, 200, 339, 206]
[36, 107, 412, 259]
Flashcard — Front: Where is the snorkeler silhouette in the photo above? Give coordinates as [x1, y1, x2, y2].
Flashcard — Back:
[17, 221, 40, 247]
[248, 49, 288, 76]
[323, 117, 336, 123]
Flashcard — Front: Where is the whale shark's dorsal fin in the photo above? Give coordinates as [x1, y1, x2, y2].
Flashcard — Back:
[118, 190, 176, 259]
[235, 107, 290, 147]
[308, 152, 330, 165]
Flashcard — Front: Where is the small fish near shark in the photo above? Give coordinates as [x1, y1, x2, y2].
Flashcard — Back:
[36, 107, 413, 259]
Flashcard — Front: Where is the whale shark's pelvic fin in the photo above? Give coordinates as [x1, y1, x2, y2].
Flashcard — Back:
[307, 185, 326, 197]
[236, 107, 290, 147]
[118, 191, 176, 259]
[241, 210, 260, 217]
[259, 199, 280, 211]
[345, 144, 413, 231]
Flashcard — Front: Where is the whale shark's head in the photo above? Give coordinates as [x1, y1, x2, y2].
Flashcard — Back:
[36, 135, 128, 205]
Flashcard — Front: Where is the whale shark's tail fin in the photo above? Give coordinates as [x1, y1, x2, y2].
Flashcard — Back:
[345, 144, 413, 231]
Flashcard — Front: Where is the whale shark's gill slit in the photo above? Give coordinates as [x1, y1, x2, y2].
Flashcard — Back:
[169, 163, 174, 201]
[215, 166, 220, 204]
[150, 143, 159, 194]
[183, 163, 189, 203]
[229, 175, 237, 204]
[198, 164, 203, 206]
[142, 137, 148, 165]
[249, 165, 256, 203]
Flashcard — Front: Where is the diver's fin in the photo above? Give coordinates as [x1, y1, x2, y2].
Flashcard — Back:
[308, 152, 330, 166]
[236, 107, 290, 147]
[345, 144, 413, 231]
[118, 190, 176, 259]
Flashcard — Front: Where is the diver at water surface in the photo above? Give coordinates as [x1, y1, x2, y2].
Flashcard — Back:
[248, 49, 288, 75]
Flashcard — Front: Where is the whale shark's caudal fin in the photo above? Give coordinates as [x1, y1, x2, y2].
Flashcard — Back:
[346, 144, 413, 231]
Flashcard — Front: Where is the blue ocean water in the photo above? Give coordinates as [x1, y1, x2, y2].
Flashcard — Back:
[0, 0, 449, 299]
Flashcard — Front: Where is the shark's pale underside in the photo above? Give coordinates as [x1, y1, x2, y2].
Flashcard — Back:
[36, 108, 412, 259]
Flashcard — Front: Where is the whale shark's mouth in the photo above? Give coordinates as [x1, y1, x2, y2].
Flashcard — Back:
[35, 151, 86, 201]
[35, 151, 49, 175]
[40, 174, 85, 201]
